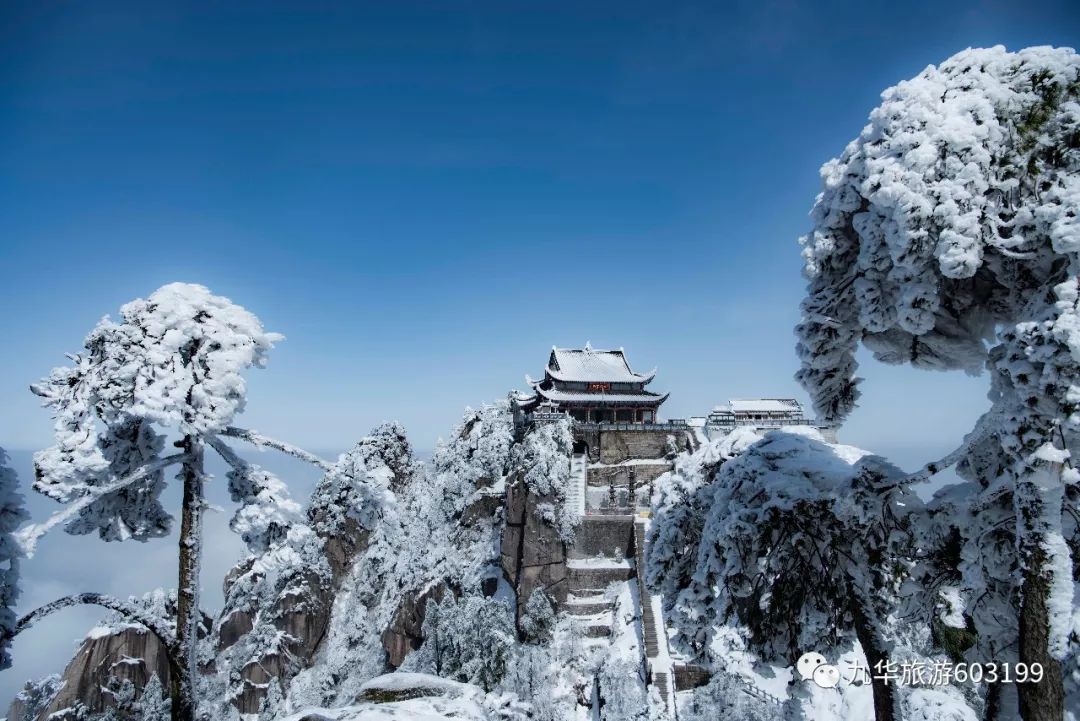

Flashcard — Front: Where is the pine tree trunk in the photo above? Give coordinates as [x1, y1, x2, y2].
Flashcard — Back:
[1017, 542, 1065, 721]
[173, 435, 205, 721]
[852, 598, 896, 721]
[1015, 464, 1065, 721]
[983, 676, 1001, 721]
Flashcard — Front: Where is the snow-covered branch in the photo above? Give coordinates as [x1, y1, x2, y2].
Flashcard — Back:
[9, 593, 178, 652]
[15, 452, 189, 557]
[205, 434, 303, 552]
[205, 435, 245, 471]
[220, 426, 332, 471]
[898, 414, 993, 486]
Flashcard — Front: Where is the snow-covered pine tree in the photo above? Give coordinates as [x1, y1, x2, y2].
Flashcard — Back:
[795, 46, 1080, 720]
[0, 447, 28, 670]
[520, 589, 556, 644]
[669, 430, 915, 721]
[418, 594, 516, 692]
[135, 676, 171, 721]
[15, 283, 330, 721]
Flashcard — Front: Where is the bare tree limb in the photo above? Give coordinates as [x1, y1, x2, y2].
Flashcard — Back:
[10, 592, 178, 652]
[220, 426, 332, 470]
[16, 453, 189, 557]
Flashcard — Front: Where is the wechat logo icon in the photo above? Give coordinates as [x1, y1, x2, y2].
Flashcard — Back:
[797, 651, 842, 689]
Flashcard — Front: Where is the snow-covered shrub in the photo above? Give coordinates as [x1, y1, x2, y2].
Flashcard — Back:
[795, 45, 1080, 715]
[595, 655, 647, 721]
[0, 447, 28, 670]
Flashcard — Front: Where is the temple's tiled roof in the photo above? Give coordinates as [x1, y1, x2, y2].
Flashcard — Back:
[545, 344, 656, 384]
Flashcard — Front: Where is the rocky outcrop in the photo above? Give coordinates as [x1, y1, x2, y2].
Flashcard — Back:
[13, 601, 211, 721]
[220, 423, 414, 714]
[501, 472, 568, 616]
[381, 481, 505, 666]
[5, 675, 62, 721]
[43, 626, 172, 713]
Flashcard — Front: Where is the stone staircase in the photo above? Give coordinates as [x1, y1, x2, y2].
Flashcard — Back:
[633, 520, 674, 712]
[565, 515, 636, 645]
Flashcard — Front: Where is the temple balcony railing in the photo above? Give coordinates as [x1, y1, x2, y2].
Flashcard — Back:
[529, 412, 568, 422]
[572, 419, 688, 431]
[524, 413, 689, 432]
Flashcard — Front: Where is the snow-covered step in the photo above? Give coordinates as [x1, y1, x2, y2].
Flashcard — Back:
[565, 600, 611, 616]
[652, 671, 673, 706]
[568, 516, 635, 559]
[566, 557, 635, 589]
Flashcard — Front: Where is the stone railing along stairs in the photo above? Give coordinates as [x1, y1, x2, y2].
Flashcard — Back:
[568, 453, 587, 517]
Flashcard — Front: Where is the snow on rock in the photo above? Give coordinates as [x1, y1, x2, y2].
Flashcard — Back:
[282, 673, 491, 721]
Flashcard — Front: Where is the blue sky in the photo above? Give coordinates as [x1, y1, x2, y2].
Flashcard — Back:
[0, 0, 1078, 699]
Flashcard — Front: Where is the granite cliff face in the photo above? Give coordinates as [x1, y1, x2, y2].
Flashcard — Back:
[500, 471, 568, 611]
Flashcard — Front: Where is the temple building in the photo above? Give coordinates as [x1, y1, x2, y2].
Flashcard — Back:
[704, 398, 835, 442]
[515, 344, 668, 424]
[706, 398, 807, 428]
